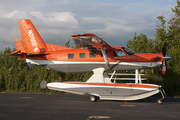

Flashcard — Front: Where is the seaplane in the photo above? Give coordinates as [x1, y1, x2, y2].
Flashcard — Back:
[9, 19, 172, 104]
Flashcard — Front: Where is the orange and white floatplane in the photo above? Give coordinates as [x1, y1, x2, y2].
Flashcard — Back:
[9, 19, 171, 104]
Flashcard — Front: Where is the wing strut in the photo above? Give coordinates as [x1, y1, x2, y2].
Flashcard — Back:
[100, 43, 110, 69]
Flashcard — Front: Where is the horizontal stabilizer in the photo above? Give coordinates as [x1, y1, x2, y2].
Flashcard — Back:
[8, 50, 20, 55]
[8, 39, 26, 55]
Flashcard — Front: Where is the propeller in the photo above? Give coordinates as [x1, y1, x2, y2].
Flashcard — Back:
[162, 43, 167, 74]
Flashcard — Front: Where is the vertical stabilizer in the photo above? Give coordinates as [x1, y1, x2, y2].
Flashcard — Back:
[19, 19, 47, 53]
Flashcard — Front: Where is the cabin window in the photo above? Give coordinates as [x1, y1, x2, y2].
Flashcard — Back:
[68, 54, 74, 59]
[79, 53, 85, 58]
[89, 52, 96, 57]
[114, 49, 126, 57]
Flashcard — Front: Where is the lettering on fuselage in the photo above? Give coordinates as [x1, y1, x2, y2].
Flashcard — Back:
[28, 30, 38, 52]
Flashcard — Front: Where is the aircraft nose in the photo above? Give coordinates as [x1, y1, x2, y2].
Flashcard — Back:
[163, 55, 172, 61]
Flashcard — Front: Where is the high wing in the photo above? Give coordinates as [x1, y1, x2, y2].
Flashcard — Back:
[71, 33, 113, 52]
[71, 33, 114, 69]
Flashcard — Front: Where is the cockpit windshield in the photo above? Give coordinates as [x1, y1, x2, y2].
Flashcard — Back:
[121, 47, 136, 55]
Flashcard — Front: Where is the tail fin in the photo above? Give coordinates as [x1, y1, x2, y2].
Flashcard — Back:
[19, 19, 47, 53]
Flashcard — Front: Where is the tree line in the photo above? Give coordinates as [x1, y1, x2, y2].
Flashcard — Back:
[0, 0, 180, 96]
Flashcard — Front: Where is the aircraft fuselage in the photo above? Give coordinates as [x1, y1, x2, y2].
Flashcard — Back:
[25, 46, 164, 73]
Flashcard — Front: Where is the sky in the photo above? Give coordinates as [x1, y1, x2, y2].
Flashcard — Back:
[0, 0, 177, 51]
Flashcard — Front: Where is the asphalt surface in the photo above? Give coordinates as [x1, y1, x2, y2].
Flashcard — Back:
[0, 93, 180, 120]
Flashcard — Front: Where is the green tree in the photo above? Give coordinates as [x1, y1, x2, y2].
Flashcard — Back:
[126, 33, 156, 53]
[167, 0, 180, 48]
[155, 15, 167, 52]
[65, 40, 71, 47]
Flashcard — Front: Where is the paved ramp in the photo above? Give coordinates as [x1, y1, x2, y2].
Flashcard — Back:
[0, 93, 180, 120]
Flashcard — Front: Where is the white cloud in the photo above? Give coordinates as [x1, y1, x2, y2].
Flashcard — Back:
[31, 11, 78, 23]
[1, 10, 19, 18]
[52, 12, 77, 23]
[1, 10, 35, 19]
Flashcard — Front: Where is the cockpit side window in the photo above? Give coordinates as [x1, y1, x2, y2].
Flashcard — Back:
[121, 47, 135, 55]
[114, 49, 126, 57]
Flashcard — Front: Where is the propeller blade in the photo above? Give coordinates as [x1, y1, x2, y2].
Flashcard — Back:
[162, 43, 169, 74]
[162, 43, 167, 57]
[162, 61, 166, 74]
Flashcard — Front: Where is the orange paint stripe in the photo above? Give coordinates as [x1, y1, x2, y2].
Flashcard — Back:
[65, 82, 159, 89]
